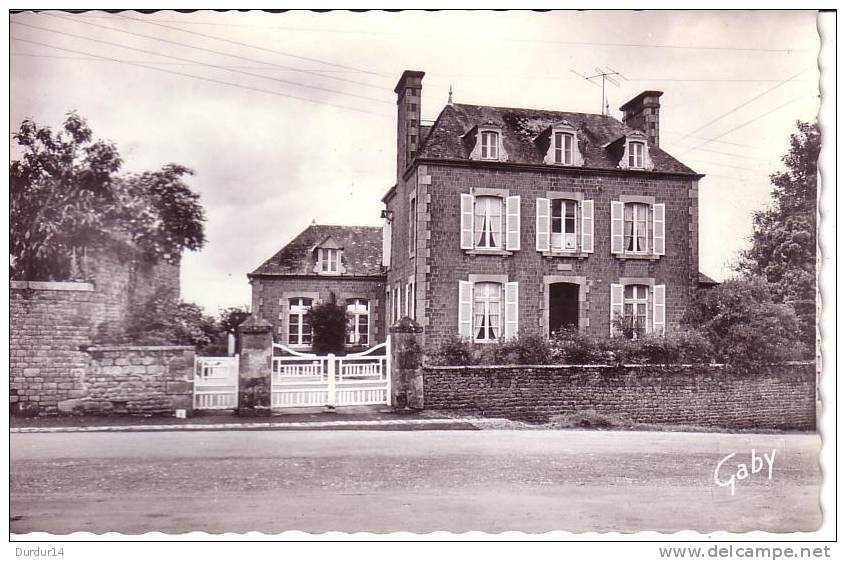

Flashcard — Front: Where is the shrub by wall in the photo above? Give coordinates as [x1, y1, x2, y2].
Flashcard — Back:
[422, 362, 817, 430]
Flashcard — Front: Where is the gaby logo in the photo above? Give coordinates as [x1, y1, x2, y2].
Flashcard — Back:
[714, 449, 777, 496]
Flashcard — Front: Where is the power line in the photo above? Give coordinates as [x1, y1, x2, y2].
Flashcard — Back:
[684, 157, 771, 173]
[43, 12, 390, 93]
[66, 13, 811, 54]
[9, 35, 392, 118]
[684, 146, 778, 163]
[673, 69, 809, 144]
[680, 96, 810, 155]
[13, 20, 392, 105]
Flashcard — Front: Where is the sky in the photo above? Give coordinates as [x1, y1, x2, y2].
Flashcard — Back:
[8, 10, 821, 314]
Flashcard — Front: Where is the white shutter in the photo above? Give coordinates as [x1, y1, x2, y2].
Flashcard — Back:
[382, 221, 392, 268]
[610, 201, 624, 254]
[652, 203, 665, 256]
[458, 281, 473, 338]
[536, 197, 550, 252]
[581, 199, 594, 253]
[653, 284, 666, 335]
[610, 283, 624, 336]
[460, 193, 474, 249]
[504, 281, 519, 340]
[505, 195, 521, 251]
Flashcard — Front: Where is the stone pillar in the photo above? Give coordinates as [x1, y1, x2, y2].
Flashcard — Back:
[237, 315, 274, 416]
[389, 317, 424, 410]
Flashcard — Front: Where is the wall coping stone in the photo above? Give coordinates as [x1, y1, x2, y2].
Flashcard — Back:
[424, 361, 814, 371]
[87, 345, 196, 352]
[11, 280, 94, 292]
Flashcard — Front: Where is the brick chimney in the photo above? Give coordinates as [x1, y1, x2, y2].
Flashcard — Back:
[394, 70, 425, 179]
[619, 90, 663, 147]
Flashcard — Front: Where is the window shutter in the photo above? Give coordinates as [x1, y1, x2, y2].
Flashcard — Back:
[504, 281, 519, 340]
[653, 284, 666, 335]
[505, 195, 521, 251]
[610, 283, 624, 336]
[536, 197, 551, 252]
[652, 203, 665, 256]
[404, 283, 410, 317]
[581, 199, 594, 253]
[610, 201, 624, 254]
[460, 193, 474, 249]
[382, 221, 392, 268]
[458, 281, 473, 338]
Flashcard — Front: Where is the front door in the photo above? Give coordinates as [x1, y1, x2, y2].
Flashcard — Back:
[549, 282, 579, 335]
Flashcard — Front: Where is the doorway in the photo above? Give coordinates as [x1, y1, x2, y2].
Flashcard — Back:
[549, 282, 580, 335]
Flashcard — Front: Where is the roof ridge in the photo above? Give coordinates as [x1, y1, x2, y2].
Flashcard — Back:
[451, 101, 620, 121]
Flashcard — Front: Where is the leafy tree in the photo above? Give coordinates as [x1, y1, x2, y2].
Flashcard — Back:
[307, 300, 348, 354]
[684, 278, 809, 366]
[738, 120, 819, 346]
[219, 306, 251, 334]
[10, 113, 206, 280]
[123, 288, 220, 349]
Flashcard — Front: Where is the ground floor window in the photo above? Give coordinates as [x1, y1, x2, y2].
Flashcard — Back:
[623, 284, 649, 339]
[474, 282, 502, 342]
[288, 297, 313, 346]
[346, 298, 369, 346]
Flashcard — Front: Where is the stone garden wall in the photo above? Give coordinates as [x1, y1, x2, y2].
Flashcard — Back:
[423, 362, 817, 430]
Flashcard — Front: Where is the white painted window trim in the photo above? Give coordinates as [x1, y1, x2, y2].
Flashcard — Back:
[543, 123, 584, 167]
[469, 126, 509, 162]
[346, 298, 370, 346]
[618, 132, 655, 171]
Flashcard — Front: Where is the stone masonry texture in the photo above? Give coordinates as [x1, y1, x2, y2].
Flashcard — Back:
[422, 363, 817, 430]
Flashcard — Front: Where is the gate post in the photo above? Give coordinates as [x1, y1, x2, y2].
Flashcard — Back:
[327, 354, 337, 409]
[389, 317, 424, 410]
[236, 315, 273, 416]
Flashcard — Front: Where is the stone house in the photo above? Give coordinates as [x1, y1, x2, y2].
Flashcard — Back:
[381, 70, 705, 347]
[248, 224, 387, 349]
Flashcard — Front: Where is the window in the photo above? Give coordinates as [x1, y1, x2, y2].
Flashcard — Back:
[288, 297, 313, 346]
[408, 195, 417, 257]
[473, 196, 503, 249]
[473, 282, 502, 342]
[318, 248, 340, 273]
[393, 286, 401, 322]
[480, 131, 499, 160]
[551, 199, 579, 251]
[628, 141, 645, 169]
[554, 132, 575, 165]
[624, 203, 650, 253]
[346, 299, 369, 346]
[536, 198, 594, 254]
[623, 285, 649, 339]
[610, 283, 666, 337]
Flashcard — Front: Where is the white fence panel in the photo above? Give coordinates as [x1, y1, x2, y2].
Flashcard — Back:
[194, 356, 239, 410]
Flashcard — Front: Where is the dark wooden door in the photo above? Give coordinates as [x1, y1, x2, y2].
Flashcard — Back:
[549, 283, 579, 335]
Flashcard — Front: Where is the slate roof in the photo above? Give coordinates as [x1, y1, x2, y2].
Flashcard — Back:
[416, 103, 698, 175]
[249, 224, 384, 277]
[698, 272, 720, 286]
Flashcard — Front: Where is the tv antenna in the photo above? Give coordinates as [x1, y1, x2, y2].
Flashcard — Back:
[570, 67, 629, 116]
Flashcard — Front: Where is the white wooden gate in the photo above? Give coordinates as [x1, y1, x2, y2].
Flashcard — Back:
[193, 356, 239, 410]
[271, 338, 391, 408]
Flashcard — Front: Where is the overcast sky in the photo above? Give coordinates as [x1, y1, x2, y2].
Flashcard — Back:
[9, 10, 821, 314]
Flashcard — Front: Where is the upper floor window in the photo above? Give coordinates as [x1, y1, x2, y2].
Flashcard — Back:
[346, 298, 369, 346]
[460, 193, 521, 252]
[288, 297, 313, 346]
[624, 202, 650, 254]
[535, 197, 594, 254]
[480, 131, 499, 160]
[610, 200, 665, 257]
[408, 194, 417, 258]
[474, 196, 503, 249]
[628, 141, 645, 169]
[554, 132, 575, 165]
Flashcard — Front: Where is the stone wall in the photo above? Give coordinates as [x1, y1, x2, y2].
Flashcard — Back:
[422, 362, 817, 430]
[79, 346, 195, 415]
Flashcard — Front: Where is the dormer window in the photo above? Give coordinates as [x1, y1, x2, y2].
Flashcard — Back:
[319, 248, 339, 273]
[628, 140, 645, 169]
[553, 132, 575, 165]
[616, 132, 654, 171]
[540, 121, 584, 167]
[480, 131, 499, 160]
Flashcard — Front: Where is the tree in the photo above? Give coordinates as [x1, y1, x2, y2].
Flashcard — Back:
[684, 278, 809, 366]
[738, 120, 819, 347]
[123, 288, 220, 349]
[307, 300, 348, 354]
[10, 113, 206, 280]
[219, 306, 251, 334]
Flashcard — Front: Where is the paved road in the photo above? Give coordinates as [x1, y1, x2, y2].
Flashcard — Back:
[11, 430, 820, 535]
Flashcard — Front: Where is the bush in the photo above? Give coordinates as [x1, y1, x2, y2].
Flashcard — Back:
[685, 278, 810, 366]
[119, 288, 219, 349]
[307, 300, 348, 354]
[426, 334, 476, 366]
[549, 328, 613, 364]
[620, 330, 715, 365]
